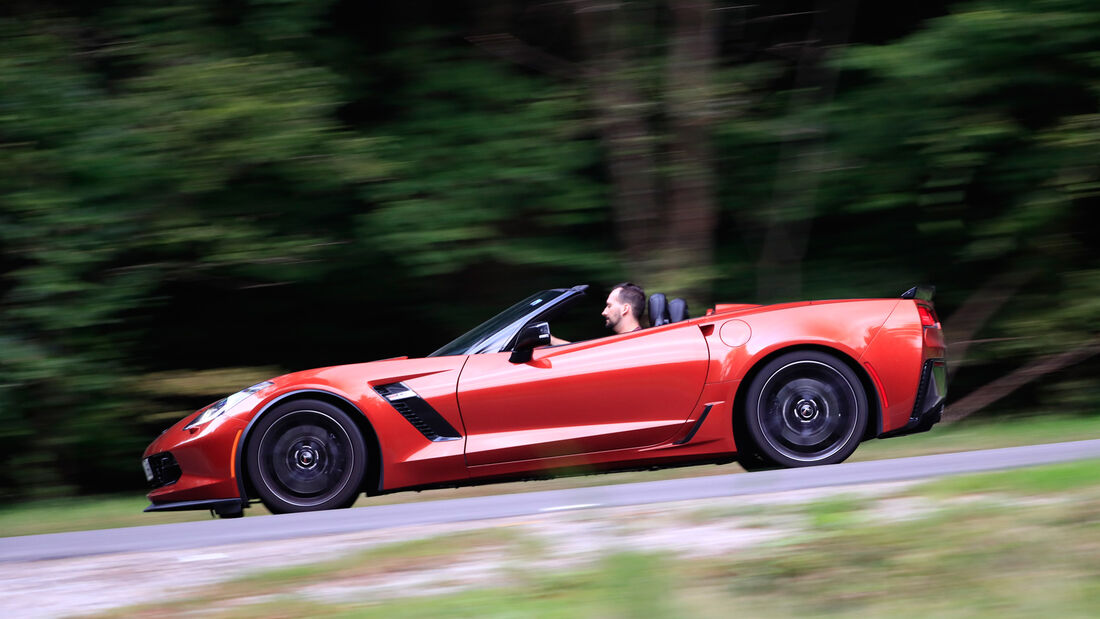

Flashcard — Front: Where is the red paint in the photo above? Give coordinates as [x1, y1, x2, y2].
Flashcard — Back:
[143, 292, 944, 511]
[718, 319, 751, 348]
[458, 326, 708, 466]
[863, 362, 889, 408]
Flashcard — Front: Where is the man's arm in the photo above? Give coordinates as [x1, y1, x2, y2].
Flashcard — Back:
[549, 335, 570, 346]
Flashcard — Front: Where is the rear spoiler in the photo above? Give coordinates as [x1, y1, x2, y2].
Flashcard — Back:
[901, 285, 935, 302]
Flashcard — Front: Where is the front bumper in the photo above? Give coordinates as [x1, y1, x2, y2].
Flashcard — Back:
[143, 415, 248, 507]
[882, 358, 946, 438]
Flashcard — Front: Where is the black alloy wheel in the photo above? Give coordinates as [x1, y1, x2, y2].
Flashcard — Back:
[246, 399, 367, 513]
[742, 351, 868, 468]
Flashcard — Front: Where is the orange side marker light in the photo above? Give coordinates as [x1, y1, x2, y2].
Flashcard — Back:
[229, 429, 243, 478]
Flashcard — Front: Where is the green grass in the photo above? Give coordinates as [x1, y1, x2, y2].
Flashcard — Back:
[5, 414, 1100, 538]
[803, 494, 869, 530]
[103, 458, 1100, 618]
[0, 494, 214, 537]
[851, 413, 1100, 461]
[914, 457, 1100, 497]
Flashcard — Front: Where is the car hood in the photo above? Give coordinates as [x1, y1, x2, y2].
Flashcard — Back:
[262, 354, 468, 399]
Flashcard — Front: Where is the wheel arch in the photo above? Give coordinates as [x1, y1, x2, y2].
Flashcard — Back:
[236, 389, 383, 504]
[731, 344, 882, 451]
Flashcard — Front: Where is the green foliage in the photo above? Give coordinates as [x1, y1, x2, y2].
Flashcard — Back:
[0, 6, 614, 497]
[711, 0, 1098, 403]
[0, 6, 384, 496]
[1, 0, 1099, 498]
[819, 0, 1100, 360]
[361, 38, 611, 278]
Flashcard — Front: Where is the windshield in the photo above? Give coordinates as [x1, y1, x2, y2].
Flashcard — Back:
[429, 290, 566, 357]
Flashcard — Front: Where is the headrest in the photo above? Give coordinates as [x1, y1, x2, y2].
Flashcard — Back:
[669, 298, 689, 323]
[648, 293, 670, 327]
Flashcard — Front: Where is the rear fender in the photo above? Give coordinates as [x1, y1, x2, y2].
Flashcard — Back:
[728, 343, 885, 447]
[859, 301, 925, 433]
[704, 299, 898, 385]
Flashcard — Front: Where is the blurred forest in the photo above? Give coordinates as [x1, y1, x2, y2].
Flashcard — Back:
[1, 0, 1097, 499]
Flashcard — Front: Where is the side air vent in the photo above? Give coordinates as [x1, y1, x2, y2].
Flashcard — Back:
[373, 382, 462, 442]
[374, 383, 412, 399]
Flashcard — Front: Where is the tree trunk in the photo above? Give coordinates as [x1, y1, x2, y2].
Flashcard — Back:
[662, 0, 719, 303]
[942, 336, 1100, 423]
[573, 1, 662, 279]
[944, 267, 1038, 380]
[755, 0, 858, 302]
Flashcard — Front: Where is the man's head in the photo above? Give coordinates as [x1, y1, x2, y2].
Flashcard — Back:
[602, 282, 645, 334]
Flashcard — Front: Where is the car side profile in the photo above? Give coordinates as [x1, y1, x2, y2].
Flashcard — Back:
[142, 285, 946, 517]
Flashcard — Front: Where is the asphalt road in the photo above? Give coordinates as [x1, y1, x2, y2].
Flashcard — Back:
[4, 438, 1100, 563]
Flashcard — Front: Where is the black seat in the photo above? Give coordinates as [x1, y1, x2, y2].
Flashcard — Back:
[668, 297, 689, 323]
[648, 293, 670, 327]
[649, 293, 688, 326]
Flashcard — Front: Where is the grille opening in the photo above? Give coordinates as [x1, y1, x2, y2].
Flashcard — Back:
[146, 452, 182, 488]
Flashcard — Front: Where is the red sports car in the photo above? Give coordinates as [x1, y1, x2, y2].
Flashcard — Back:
[142, 285, 946, 517]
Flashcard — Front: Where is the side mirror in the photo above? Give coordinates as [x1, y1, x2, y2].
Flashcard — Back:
[509, 321, 550, 363]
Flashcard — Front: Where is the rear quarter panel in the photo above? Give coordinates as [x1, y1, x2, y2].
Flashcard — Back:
[858, 301, 928, 432]
[701, 299, 912, 433]
[703, 300, 899, 383]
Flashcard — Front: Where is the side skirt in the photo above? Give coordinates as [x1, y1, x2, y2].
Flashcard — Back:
[374, 454, 737, 496]
[144, 498, 245, 517]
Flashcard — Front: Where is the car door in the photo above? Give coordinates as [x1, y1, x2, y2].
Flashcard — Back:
[457, 324, 710, 466]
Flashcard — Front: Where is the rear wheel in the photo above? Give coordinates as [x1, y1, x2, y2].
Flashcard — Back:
[246, 399, 367, 513]
[742, 351, 867, 468]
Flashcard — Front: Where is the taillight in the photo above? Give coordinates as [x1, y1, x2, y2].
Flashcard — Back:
[917, 304, 939, 328]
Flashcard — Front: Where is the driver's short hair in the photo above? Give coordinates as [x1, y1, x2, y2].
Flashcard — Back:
[611, 282, 645, 321]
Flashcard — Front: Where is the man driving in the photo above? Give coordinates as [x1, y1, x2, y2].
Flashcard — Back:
[550, 282, 645, 345]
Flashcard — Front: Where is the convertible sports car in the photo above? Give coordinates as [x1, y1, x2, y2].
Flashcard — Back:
[142, 285, 946, 517]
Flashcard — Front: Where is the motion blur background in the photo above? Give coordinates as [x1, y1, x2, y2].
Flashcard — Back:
[0, 0, 1096, 500]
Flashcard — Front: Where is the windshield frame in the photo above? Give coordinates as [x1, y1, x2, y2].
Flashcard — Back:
[428, 285, 588, 357]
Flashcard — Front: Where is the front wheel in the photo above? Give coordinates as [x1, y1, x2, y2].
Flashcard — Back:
[742, 351, 867, 468]
[246, 399, 367, 513]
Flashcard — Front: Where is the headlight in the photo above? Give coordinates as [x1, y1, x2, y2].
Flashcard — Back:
[184, 381, 274, 429]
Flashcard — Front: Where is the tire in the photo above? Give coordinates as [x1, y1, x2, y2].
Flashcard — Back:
[246, 399, 367, 513]
[742, 351, 867, 468]
[735, 447, 778, 472]
[733, 391, 776, 472]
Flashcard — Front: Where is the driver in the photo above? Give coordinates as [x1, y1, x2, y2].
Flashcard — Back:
[550, 282, 646, 345]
